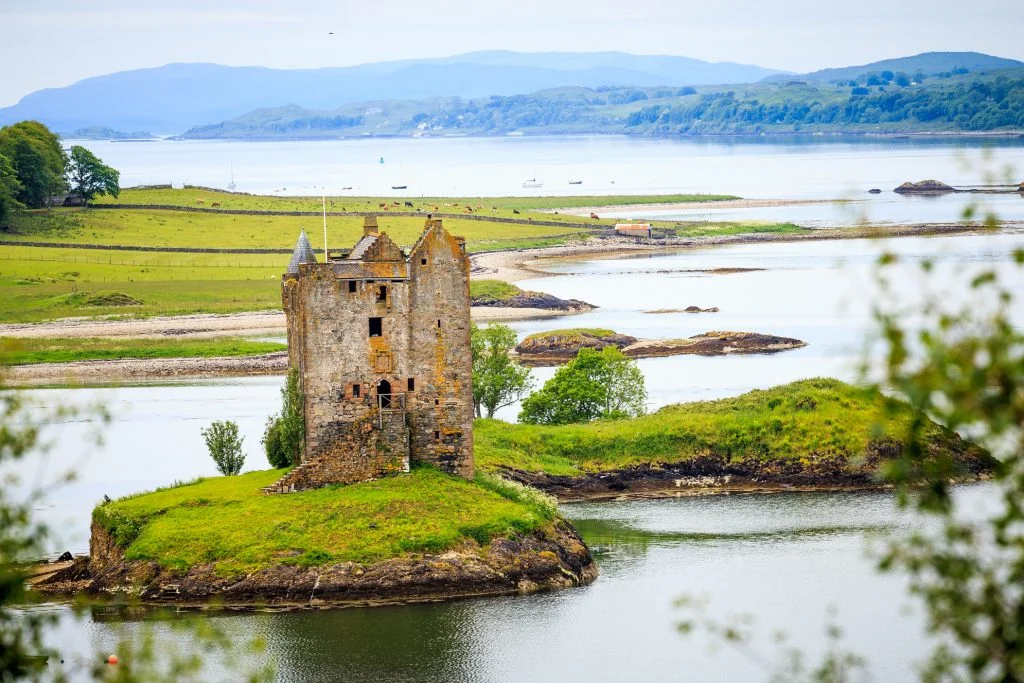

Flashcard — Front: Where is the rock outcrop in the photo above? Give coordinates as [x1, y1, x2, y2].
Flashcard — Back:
[514, 329, 806, 365]
[471, 290, 594, 313]
[514, 329, 637, 364]
[35, 520, 598, 608]
[622, 331, 807, 358]
[893, 180, 957, 195]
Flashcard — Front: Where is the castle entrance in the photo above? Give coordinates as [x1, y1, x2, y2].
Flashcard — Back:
[377, 379, 393, 409]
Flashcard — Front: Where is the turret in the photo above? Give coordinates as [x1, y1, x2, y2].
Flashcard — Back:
[286, 229, 317, 275]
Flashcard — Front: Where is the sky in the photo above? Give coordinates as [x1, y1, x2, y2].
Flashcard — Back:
[2, 0, 1022, 107]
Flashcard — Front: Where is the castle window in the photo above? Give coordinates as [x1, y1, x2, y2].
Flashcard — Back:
[352, 383, 360, 398]
[407, 377, 415, 391]
[421, 258, 427, 265]
[435, 398, 439, 406]
[378, 285, 387, 302]
[348, 281, 357, 293]
[437, 319, 441, 328]
[369, 317, 382, 337]
[434, 430, 440, 440]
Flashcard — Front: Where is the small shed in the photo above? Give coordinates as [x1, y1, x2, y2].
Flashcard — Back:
[614, 223, 652, 239]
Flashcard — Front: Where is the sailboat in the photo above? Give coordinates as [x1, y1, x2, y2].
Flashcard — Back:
[521, 177, 542, 189]
[227, 163, 236, 192]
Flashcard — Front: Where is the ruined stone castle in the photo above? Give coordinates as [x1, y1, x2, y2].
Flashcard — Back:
[266, 216, 474, 492]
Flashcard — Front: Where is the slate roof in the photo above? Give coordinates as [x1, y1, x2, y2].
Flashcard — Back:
[286, 230, 318, 274]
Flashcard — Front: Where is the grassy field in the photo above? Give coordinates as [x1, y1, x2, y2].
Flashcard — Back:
[474, 379, 991, 477]
[93, 466, 557, 576]
[521, 328, 617, 342]
[0, 336, 287, 365]
[469, 279, 522, 301]
[91, 187, 739, 212]
[0, 188, 812, 325]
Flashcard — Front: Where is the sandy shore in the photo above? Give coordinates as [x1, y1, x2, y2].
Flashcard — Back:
[5, 352, 289, 386]
[469, 222, 1013, 283]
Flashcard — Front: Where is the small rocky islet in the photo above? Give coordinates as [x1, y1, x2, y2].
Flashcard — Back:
[513, 328, 807, 366]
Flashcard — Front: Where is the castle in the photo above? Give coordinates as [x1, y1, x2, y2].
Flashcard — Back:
[266, 216, 474, 492]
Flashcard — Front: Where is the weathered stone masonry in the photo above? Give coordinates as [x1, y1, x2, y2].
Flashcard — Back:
[268, 217, 474, 492]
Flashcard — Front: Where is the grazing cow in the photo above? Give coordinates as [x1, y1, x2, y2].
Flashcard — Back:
[590, 212, 599, 219]
[513, 209, 520, 214]
[195, 199, 204, 205]
[211, 202, 221, 208]
[465, 206, 473, 213]
[404, 201, 413, 208]
[379, 202, 387, 209]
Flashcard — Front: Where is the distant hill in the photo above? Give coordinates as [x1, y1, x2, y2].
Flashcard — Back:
[181, 69, 1024, 139]
[0, 52, 786, 134]
[774, 51, 1024, 84]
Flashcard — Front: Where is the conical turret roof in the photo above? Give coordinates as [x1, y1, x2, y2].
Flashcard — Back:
[287, 230, 318, 274]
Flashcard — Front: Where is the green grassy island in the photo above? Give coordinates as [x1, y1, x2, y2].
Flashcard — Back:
[474, 379, 994, 498]
[36, 379, 994, 606]
[57, 467, 596, 607]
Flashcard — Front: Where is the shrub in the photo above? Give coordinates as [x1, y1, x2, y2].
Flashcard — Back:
[201, 420, 245, 476]
[262, 367, 304, 468]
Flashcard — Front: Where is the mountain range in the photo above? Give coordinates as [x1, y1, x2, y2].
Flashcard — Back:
[0, 51, 786, 134]
[1, 50, 1020, 136]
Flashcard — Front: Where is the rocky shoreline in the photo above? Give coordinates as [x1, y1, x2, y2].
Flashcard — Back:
[33, 519, 598, 608]
[514, 329, 807, 366]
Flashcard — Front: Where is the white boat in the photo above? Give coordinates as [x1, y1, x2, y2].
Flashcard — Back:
[227, 163, 236, 191]
[568, 179, 583, 185]
[522, 178, 543, 189]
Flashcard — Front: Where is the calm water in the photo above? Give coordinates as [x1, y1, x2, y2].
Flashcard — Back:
[39, 486, 999, 682]
[15, 137, 1023, 680]
[73, 135, 1024, 224]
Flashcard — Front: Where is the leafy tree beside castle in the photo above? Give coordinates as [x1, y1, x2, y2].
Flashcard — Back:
[263, 368, 304, 468]
[519, 346, 646, 425]
[67, 145, 120, 204]
[471, 323, 534, 419]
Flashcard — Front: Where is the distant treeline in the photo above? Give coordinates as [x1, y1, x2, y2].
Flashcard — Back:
[182, 68, 1024, 139]
[626, 74, 1024, 134]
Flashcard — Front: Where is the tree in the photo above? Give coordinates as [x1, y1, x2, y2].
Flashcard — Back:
[0, 120, 66, 207]
[519, 346, 646, 425]
[67, 145, 120, 204]
[0, 152, 21, 224]
[863, 236, 1024, 680]
[262, 367, 304, 468]
[471, 323, 534, 419]
[201, 420, 245, 476]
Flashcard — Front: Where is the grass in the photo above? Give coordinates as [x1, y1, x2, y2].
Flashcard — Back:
[90, 188, 739, 212]
[0, 336, 287, 365]
[522, 328, 617, 343]
[0, 188, 809, 325]
[474, 378, 991, 477]
[469, 279, 523, 301]
[671, 222, 805, 238]
[92, 466, 557, 576]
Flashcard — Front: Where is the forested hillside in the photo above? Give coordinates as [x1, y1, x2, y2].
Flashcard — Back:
[183, 68, 1024, 139]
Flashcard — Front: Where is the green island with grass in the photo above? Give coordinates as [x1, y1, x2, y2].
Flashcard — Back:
[0, 336, 287, 366]
[64, 467, 596, 606]
[474, 379, 993, 495]
[0, 187, 807, 324]
[468, 279, 522, 301]
[38, 379, 992, 605]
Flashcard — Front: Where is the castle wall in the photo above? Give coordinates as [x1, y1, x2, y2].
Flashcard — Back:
[406, 222, 475, 479]
[290, 259, 414, 486]
[277, 220, 474, 491]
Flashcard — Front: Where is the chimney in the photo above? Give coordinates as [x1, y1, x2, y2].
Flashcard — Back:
[363, 215, 379, 236]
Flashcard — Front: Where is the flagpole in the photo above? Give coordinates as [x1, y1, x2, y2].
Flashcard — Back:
[322, 190, 328, 261]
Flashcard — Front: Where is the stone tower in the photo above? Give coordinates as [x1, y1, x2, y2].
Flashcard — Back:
[267, 216, 474, 492]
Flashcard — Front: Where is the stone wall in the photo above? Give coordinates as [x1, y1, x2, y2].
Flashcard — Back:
[275, 219, 474, 491]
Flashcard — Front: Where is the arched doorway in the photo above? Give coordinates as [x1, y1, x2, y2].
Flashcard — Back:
[376, 379, 392, 409]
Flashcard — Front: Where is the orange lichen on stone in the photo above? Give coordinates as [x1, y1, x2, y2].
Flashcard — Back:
[271, 218, 474, 493]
